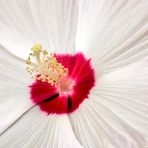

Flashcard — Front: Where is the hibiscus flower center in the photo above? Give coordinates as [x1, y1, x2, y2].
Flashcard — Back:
[26, 44, 95, 114]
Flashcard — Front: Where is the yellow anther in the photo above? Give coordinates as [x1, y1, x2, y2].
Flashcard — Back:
[42, 50, 48, 55]
[25, 59, 31, 64]
[29, 53, 34, 56]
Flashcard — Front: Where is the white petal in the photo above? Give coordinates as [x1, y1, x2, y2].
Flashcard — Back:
[0, 47, 33, 134]
[76, 0, 148, 75]
[70, 57, 148, 148]
[0, 107, 83, 148]
[0, 46, 31, 84]
[0, 0, 78, 58]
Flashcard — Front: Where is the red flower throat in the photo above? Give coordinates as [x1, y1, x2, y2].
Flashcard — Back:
[26, 45, 95, 114]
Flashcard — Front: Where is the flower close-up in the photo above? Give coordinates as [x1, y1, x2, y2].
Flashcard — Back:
[0, 0, 148, 148]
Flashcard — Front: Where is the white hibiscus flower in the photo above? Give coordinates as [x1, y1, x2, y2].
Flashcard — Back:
[0, 0, 148, 148]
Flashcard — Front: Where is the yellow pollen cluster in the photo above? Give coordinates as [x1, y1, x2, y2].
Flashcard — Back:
[25, 44, 68, 86]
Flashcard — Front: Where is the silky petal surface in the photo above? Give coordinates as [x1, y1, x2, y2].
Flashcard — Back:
[0, 0, 78, 58]
[0, 107, 83, 148]
[70, 57, 148, 148]
[76, 0, 148, 76]
[0, 47, 32, 134]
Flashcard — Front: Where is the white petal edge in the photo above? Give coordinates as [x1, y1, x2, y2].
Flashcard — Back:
[0, 107, 83, 148]
[0, 0, 78, 59]
[75, 0, 148, 76]
[70, 57, 148, 148]
[0, 47, 33, 134]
